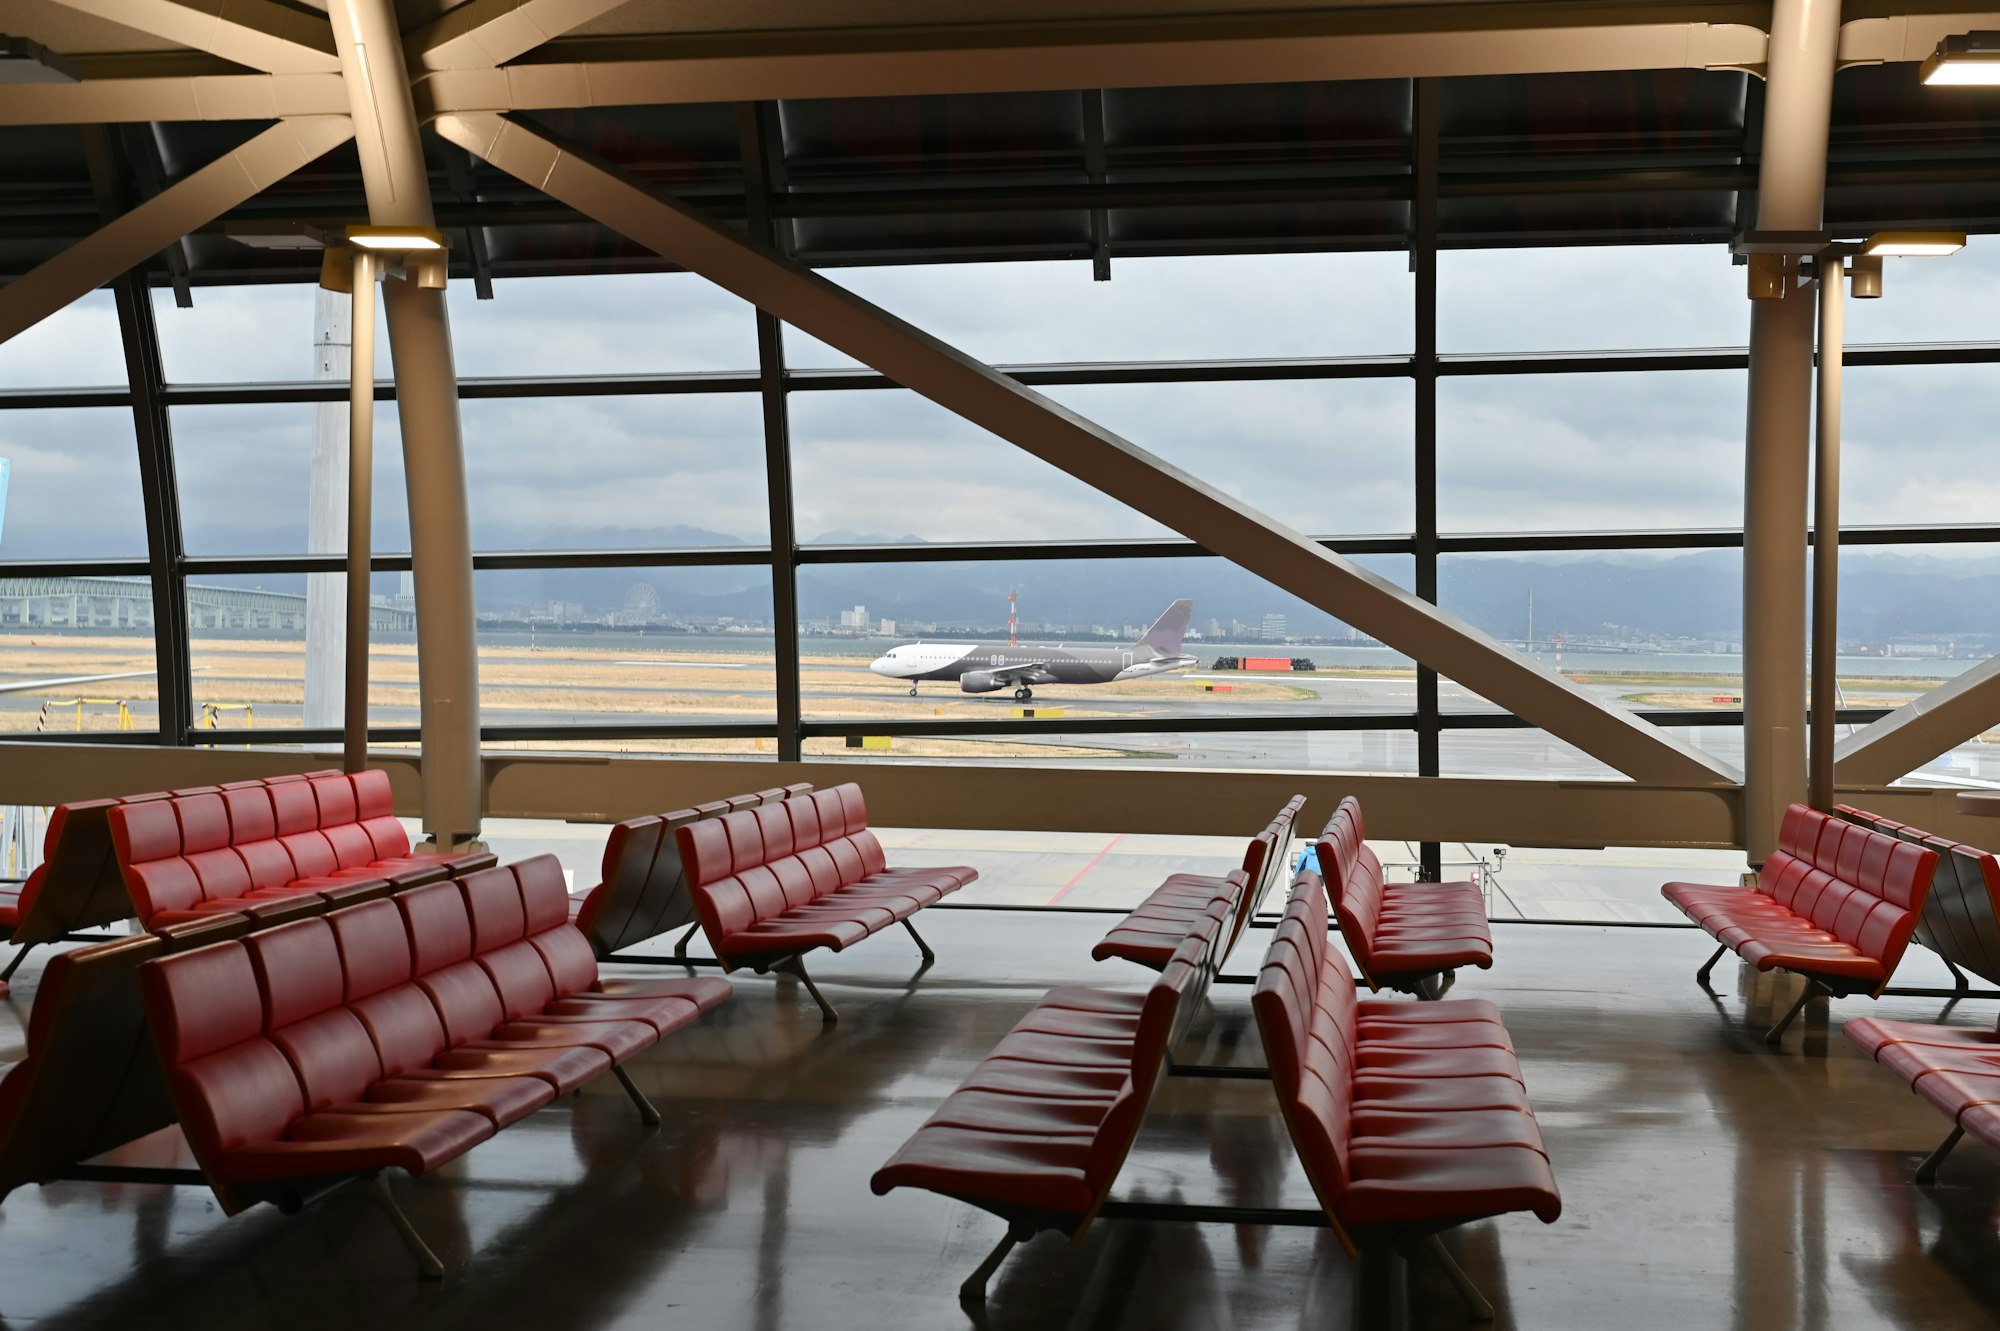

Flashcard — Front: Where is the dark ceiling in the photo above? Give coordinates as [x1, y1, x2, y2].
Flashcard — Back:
[5, 62, 1998, 292]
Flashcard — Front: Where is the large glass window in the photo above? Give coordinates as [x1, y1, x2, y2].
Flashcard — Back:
[799, 555, 1413, 724]
[1438, 371, 1746, 532]
[172, 403, 412, 555]
[1842, 363, 2000, 527]
[1439, 245, 1742, 354]
[449, 274, 759, 378]
[785, 252, 1414, 368]
[472, 565, 777, 740]
[0, 408, 150, 559]
[460, 395, 768, 549]
[0, 578, 159, 736]
[152, 284, 328, 384]
[0, 291, 126, 389]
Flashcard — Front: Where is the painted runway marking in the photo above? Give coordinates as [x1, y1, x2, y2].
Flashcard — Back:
[614, 661, 749, 669]
[1046, 833, 1125, 906]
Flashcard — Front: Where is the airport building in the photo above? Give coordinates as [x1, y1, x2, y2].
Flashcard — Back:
[1, 2, 1999, 1327]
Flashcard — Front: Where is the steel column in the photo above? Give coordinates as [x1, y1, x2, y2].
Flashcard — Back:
[1741, 0, 1842, 860]
[83, 128, 192, 745]
[1412, 78, 1444, 882]
[344, 251, 378, 774]
[1809, 259, 1843, 811]
[329, 0, 483, 845]
[740, 102, 803, 761]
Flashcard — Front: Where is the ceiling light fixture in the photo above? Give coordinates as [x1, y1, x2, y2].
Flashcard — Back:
[1861, 230, 1967, 257]
[1921, 31, 2000, 85]
[344, 224, 446, 252]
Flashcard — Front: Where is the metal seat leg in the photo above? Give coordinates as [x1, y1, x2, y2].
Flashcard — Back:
[1423, 1234, 1496, 1322]
[902, 918, 935, 964]
[672, 921, 702, 960]
[1764, 982, 1820, 1044]
[367, 1174, 445, 1280]
[612, 1063, 662, 1125]
[1695, 943, 1727, 987]
[773, 955, 838, 1022]
[960, 1224, 1031, 1303]
[1914, 1125, 1964, 1184]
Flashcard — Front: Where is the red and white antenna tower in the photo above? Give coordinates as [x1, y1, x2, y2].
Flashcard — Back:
[1007, 588, 1018, 647]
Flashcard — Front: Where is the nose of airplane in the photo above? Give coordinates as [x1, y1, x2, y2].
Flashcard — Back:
[869, 654, 896, 677]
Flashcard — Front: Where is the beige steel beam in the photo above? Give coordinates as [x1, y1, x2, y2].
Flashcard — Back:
[405, 0, 641, 73]
[0, 116, 351, 347]
[421, 13, 1773, 114]
[0, 71, 344, 125]
[1835, 655, 2000, 785]
[440, 111, 1739, 790]
[328, 0, 484, 849]
[47, 0, 340, 73]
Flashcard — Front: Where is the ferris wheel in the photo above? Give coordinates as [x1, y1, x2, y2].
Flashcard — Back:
[622, 582, 662, 624]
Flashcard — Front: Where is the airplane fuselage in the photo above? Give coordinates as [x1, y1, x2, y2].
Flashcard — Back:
[869, 641, 1198, 687]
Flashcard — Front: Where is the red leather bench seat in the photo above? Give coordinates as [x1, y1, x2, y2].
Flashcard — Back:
[1846, 1014, 2000, 1168]
[1093, 795, 1306, 973]
[1663, 803, 1937, 989]
[678, 783, 976, 968]
[1318, 797, 1491, 991]
[137, 853, 728, 1201]
[871, 903, 1223, 1226]
[568, 783, 814, 958]
[1254, 871, 1560, 1234]
[108, 770, 496, 931]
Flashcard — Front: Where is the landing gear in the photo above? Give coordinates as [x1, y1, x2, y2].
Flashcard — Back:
[1014, 687, 1033, 702]
[908, 684, 919, 697]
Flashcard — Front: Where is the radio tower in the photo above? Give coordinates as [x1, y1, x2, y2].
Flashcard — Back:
[1007, 588, 1018, 647]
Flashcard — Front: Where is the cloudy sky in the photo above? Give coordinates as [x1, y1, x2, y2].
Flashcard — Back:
[1, 241, 1996, 572]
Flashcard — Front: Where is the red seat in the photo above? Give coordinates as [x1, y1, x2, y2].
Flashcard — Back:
[134, 853, 729, 1270]
[1317, 797, 1492, 995]
[1663, 804, 1938, 1040]
[677, 783, 975, 1020]
[1252, 871, 1560, 1242]
[1846, 1011, 2000, 1182]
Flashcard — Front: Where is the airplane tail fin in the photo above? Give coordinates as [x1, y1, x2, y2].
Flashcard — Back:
[1138, 599, 1194, 656]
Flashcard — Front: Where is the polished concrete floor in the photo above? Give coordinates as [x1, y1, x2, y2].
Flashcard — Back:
[3, 912, 1999, 1330]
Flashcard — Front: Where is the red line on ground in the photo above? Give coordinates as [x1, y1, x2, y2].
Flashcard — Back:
[1045, 834, 1125, 907]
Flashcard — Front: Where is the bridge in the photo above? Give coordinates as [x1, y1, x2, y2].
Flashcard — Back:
[0, 576, 416, 632]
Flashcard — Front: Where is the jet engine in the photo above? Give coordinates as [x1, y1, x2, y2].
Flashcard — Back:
[958, 671, 1004, 694]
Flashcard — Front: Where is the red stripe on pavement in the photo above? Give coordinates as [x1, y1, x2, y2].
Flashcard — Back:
[1045, 834, 1124, 906]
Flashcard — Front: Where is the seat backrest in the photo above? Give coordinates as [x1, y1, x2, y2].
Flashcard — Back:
[108, 798, 202, 923]
[11, 798, 135, 945]
[245, 918, 381, 1113]
[579, 785, 813, 958]
[1226, 794, 1307, 962]
[1315, 797, 1384, 984]
[1838, 805, 2000, 988]
[0, 933, 172, 1200]
[349, 769, 412, 861]
[1761, 802, 1937, 972]
[310, 773, 378, 870]
[1076, 920, 1218, 1221]
[1251, 870, 1355, 1219]
[678, 784, 860, 939]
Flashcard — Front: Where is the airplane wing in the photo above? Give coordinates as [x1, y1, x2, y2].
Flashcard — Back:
[974, 661, 1052, 685]
[0, 670, 156, 696]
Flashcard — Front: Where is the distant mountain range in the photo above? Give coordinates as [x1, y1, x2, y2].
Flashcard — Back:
[198, 523, 2000, 649]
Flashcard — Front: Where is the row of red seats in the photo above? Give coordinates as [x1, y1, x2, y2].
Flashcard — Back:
[1318, 796, 1493, 997]
[137, 853, 729, 1275]
[678, 783, 976, 1021]
[1836, 802, 2000, 988]
[1663, 802, 1937, 1044]
[873, 868, 1558, 1315]
[109, 770, 494, 929]
[1090, 794, 1304, 971]
[569, 783, 811, 961]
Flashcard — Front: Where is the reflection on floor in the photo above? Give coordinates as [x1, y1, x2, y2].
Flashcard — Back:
[2, 911, 1997, 1330]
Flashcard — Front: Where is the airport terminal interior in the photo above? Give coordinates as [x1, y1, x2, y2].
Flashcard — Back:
[6, 1, 2000, 1327]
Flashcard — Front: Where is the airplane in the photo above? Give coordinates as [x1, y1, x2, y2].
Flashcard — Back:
[869, 599, 1198, 702]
